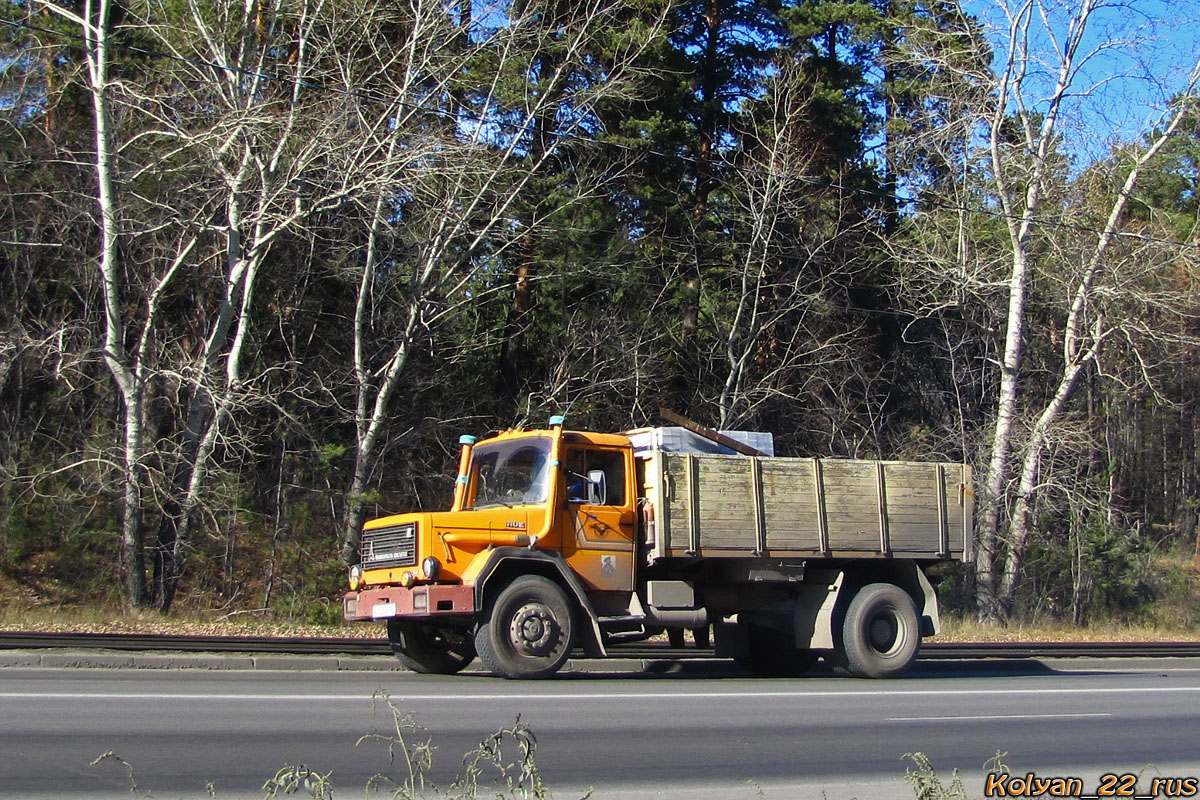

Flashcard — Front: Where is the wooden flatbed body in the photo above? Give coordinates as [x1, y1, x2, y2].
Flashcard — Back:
[642, 452, 972, 561]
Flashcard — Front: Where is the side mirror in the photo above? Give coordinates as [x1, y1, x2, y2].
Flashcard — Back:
[587, 469, 607, 505]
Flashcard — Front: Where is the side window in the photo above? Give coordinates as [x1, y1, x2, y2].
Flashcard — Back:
[564, 448, 627, 507]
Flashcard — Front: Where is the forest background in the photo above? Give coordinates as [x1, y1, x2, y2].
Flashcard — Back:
[1, 0, 1199, 628]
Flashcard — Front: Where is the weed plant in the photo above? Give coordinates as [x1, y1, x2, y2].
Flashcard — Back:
[92, 691, 583, 800]
[89, 694, 1020, 800]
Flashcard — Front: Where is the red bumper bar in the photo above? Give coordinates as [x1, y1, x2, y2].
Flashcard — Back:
[343, 584, 476, 622]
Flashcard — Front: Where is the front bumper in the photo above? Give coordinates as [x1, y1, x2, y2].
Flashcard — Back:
[343, 584, 476, 621]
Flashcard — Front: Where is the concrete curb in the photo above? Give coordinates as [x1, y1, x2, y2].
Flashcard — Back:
[0, 650, 413, 671]
[3, 649, 1191, 675]
[0, 649, 668, 674]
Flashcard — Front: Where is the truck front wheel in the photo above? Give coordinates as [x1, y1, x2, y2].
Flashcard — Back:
[475, 575, 575, 679]
[840, 583, 920, 678]
[387, 619, 476, 674]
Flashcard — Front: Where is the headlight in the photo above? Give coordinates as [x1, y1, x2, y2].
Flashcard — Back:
[348, 565, 362, 591]
[422, 556, 441, 581]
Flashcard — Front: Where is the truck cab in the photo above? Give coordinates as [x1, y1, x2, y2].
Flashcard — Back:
[344, 417, 639, 678]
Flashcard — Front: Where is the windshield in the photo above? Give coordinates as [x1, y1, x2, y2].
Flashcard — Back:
[467, 437, 553, 509]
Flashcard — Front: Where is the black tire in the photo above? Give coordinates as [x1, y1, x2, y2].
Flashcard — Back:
[475, 575, 575, 679]
[734, 622, 818, 677]
[840, 583, 921, 678]
[387, 619, 476, 674]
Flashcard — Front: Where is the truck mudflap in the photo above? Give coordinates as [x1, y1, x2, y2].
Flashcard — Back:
[343, 584, 475, 622]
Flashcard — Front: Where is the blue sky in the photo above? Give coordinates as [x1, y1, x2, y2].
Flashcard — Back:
[965, 0, 1200, 163]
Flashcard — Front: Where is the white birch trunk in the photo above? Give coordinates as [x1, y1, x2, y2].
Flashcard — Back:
[995, 71, 1200, 611]
[150, 1, 335, 610]
[42, 0, 147, 605]
[974, 0, 1096, 620]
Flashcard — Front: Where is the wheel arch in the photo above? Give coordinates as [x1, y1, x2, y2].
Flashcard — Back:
[796, 560, 939, 651]
[472, 548, 606, 657]
[835, 560, 939, 638]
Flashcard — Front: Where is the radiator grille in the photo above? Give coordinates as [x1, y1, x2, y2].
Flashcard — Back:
[361, 523, 417, 569]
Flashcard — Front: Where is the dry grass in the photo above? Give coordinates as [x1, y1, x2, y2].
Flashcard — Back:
[4, 602, 1200, 643]
[0, 562, 383, 638]
[0, 602, 386, 639]
[937, 615, 1200, 643]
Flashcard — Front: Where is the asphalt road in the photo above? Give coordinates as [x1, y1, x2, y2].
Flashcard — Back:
[1, 659, 1198, 799]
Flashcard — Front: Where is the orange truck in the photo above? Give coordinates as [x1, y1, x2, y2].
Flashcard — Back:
[343, 416, 973, 679]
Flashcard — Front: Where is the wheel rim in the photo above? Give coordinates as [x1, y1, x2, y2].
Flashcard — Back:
[508, 602, 560, 657]
[866, 607, 904, 656]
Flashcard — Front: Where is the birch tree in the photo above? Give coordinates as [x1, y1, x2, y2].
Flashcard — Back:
[34, 0, 158, 605]
[994, 95, 1200, 613]
[337, 0, 666, 561]
[889, 0, 1200, 619]
[975, 2, 1200, 619]
[967, 0, 1089, 619]
[32, 0, 451, 608]
[127, 0, 390, 611]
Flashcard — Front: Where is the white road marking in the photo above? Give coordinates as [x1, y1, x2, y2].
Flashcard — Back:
[887, 712, 1112, 721]
[0, 687, 1198, 702]
[1052, 666, 1200, 673]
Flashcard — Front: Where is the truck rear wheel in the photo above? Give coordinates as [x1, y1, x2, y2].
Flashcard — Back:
[735, 623, 818, 677]
[475, 575, 575, 679]
[387, 619, 476, 674]
[840, 583, 920, 678]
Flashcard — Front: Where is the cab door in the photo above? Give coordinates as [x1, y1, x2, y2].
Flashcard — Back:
[560, 445, 636, 592]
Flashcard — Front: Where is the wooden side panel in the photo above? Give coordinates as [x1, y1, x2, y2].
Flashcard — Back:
[657, 453, 971, 559]
[663, 453, 692, 552]
[694, 456, 757, 549]
[942, 464, 970, 556]
[760, 459, 822, 552]
[821, 460, 881, 551]
[882, 462, 942, 553]
[961, 465, 974, 558]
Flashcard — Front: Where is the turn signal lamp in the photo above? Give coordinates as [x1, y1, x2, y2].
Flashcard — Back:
[400, 570, 417, 588]
[348, 565, 362, 591]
